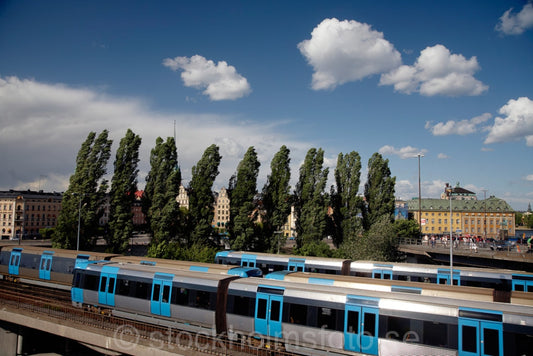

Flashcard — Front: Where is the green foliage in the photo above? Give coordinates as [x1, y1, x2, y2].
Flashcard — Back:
[261, 145, 292, 252]
[39, 227, 54, 239]
[188, 144, 222, 247]
[337, 216, 403, 261]
[294, 240, 333, 257]
[294, 148, 329, 248]
[53, 130, 112, 249]
[227, 147, 261, 250]
[147, 241, 217, 263]
[393, 219, 421, 239]
[144, 137, 181, 251]
[107, 129, 142, 253]
[363, 153, 396, 230]
[330, 151, 363, 247]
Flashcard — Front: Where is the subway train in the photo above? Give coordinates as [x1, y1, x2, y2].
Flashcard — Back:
[71, 260, 533, 356]
[215, 250, 533, 292]
[0, 245, 261, 290]
[265, 270, 533, 306]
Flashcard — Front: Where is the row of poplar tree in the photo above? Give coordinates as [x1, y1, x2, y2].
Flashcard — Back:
[52, 129, 414, 262]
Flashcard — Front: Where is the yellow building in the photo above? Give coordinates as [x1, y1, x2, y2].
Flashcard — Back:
[408, 197, 515, 239]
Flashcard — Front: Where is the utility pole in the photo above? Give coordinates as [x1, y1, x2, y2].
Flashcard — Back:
[481, 189, 488, 241]
[416, 154, 424, 238]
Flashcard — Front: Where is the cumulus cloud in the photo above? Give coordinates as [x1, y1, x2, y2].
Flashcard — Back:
[525, 174, 533, 181]
[495, 3, 533, 35]
[380, 44, 488, 96]
[484, 97, 533, 146]
[0, 76, 309, 192]
[425, 113, 491, 136]
[378, 145, 427, 159]
[437, 153, 449, 159]
[163, 55, 251, 101]
[297, 18, 401, 90]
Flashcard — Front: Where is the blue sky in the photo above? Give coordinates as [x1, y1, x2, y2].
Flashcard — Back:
[1, 0, 532, 210]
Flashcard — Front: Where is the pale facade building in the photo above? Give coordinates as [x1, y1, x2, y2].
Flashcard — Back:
[0, 190, 62, 240]
[176, 184, 189, 210]
[213, 187, 230, 231]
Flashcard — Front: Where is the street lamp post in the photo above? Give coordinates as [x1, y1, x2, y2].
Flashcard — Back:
[72, 193, 85, 251]
[482, 189, 488, 241]
[416, 154, 424, 238]
[447, 185, 454, 285]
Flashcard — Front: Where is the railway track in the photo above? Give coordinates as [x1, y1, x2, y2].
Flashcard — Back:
[0, 280, 289, 356]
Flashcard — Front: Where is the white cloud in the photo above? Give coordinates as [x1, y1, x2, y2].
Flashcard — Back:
[380, 44, 488, 96]
[437, 153, 449, 159]
[484, 97, 533, 146]
[481, 147, 494, 152]
[525, 174, 533, 182]
[297, 18, 401, 90]
[378, 145, 427, 159]
[163, 55, 251, 101]
[495, 3, 533, 35]
[425, 112, 491, 136]
[0, 76, 309, 193]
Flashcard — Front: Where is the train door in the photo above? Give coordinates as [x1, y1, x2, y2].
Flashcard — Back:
[344, 296, 379, 355]
[39, 251, 54, 280]
[255, 286, 284, 338]
[241, 254, 257, 268]
[512, 274, 533, 292]
[458, 308, 503, 356]
[437, 268, 460, 285]
[151, 273, 173, 317]
[288, 257, 305, 272]
[8, 248, 22, 275]
[98, 266, 119, 306]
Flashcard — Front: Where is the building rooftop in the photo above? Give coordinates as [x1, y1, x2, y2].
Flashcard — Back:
[408, 197, 514, 212]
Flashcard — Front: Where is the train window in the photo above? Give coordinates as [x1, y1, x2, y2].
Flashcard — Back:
[347, 310, 359, 334]
[194, 290, 214, 310]
[461, 325, 477, 353]
[227, 295, 254, 317]
[117, 279, 130, 296]
[152, 284, 160, 301]
[162, 285, 170, 303]
[484, 327, 499, 355]
[318, 307, 339, 331]
[100, 276, 107, 292]
[84, 273, 99, 291]
[364, 312, 376, 337]
[133, 281, 151, 300]
[287, 303, 307, 325]
[257, 298, 267, 319]
[270, 300, 281, 322]
[108, 277, 115, 294]
[174, 287, 189, 306]
[40, 259, 46, 270]
[73, 271, 82, 288]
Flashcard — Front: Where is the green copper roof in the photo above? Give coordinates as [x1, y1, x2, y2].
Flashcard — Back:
[407, 197, 514, 212]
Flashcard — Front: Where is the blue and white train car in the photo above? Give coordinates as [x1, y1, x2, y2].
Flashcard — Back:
[0, 245, 118, 289]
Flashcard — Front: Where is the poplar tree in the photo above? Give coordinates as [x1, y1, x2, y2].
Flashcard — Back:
[53, 130, 112, 249]
[144, 137, 181, 254]
[227, 147, 261, 250]
[261, 145, 291, 252]
[106, 129, 141, 253]
[331, 151, 363, 246]
[188, 144, 221, 247]
[294, 148, 329, 248]
[363, 152, 396, 230]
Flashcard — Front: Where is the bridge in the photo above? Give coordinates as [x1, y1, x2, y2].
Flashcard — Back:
[399, 238, 533, 272]
[0, 282, 277, 356]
